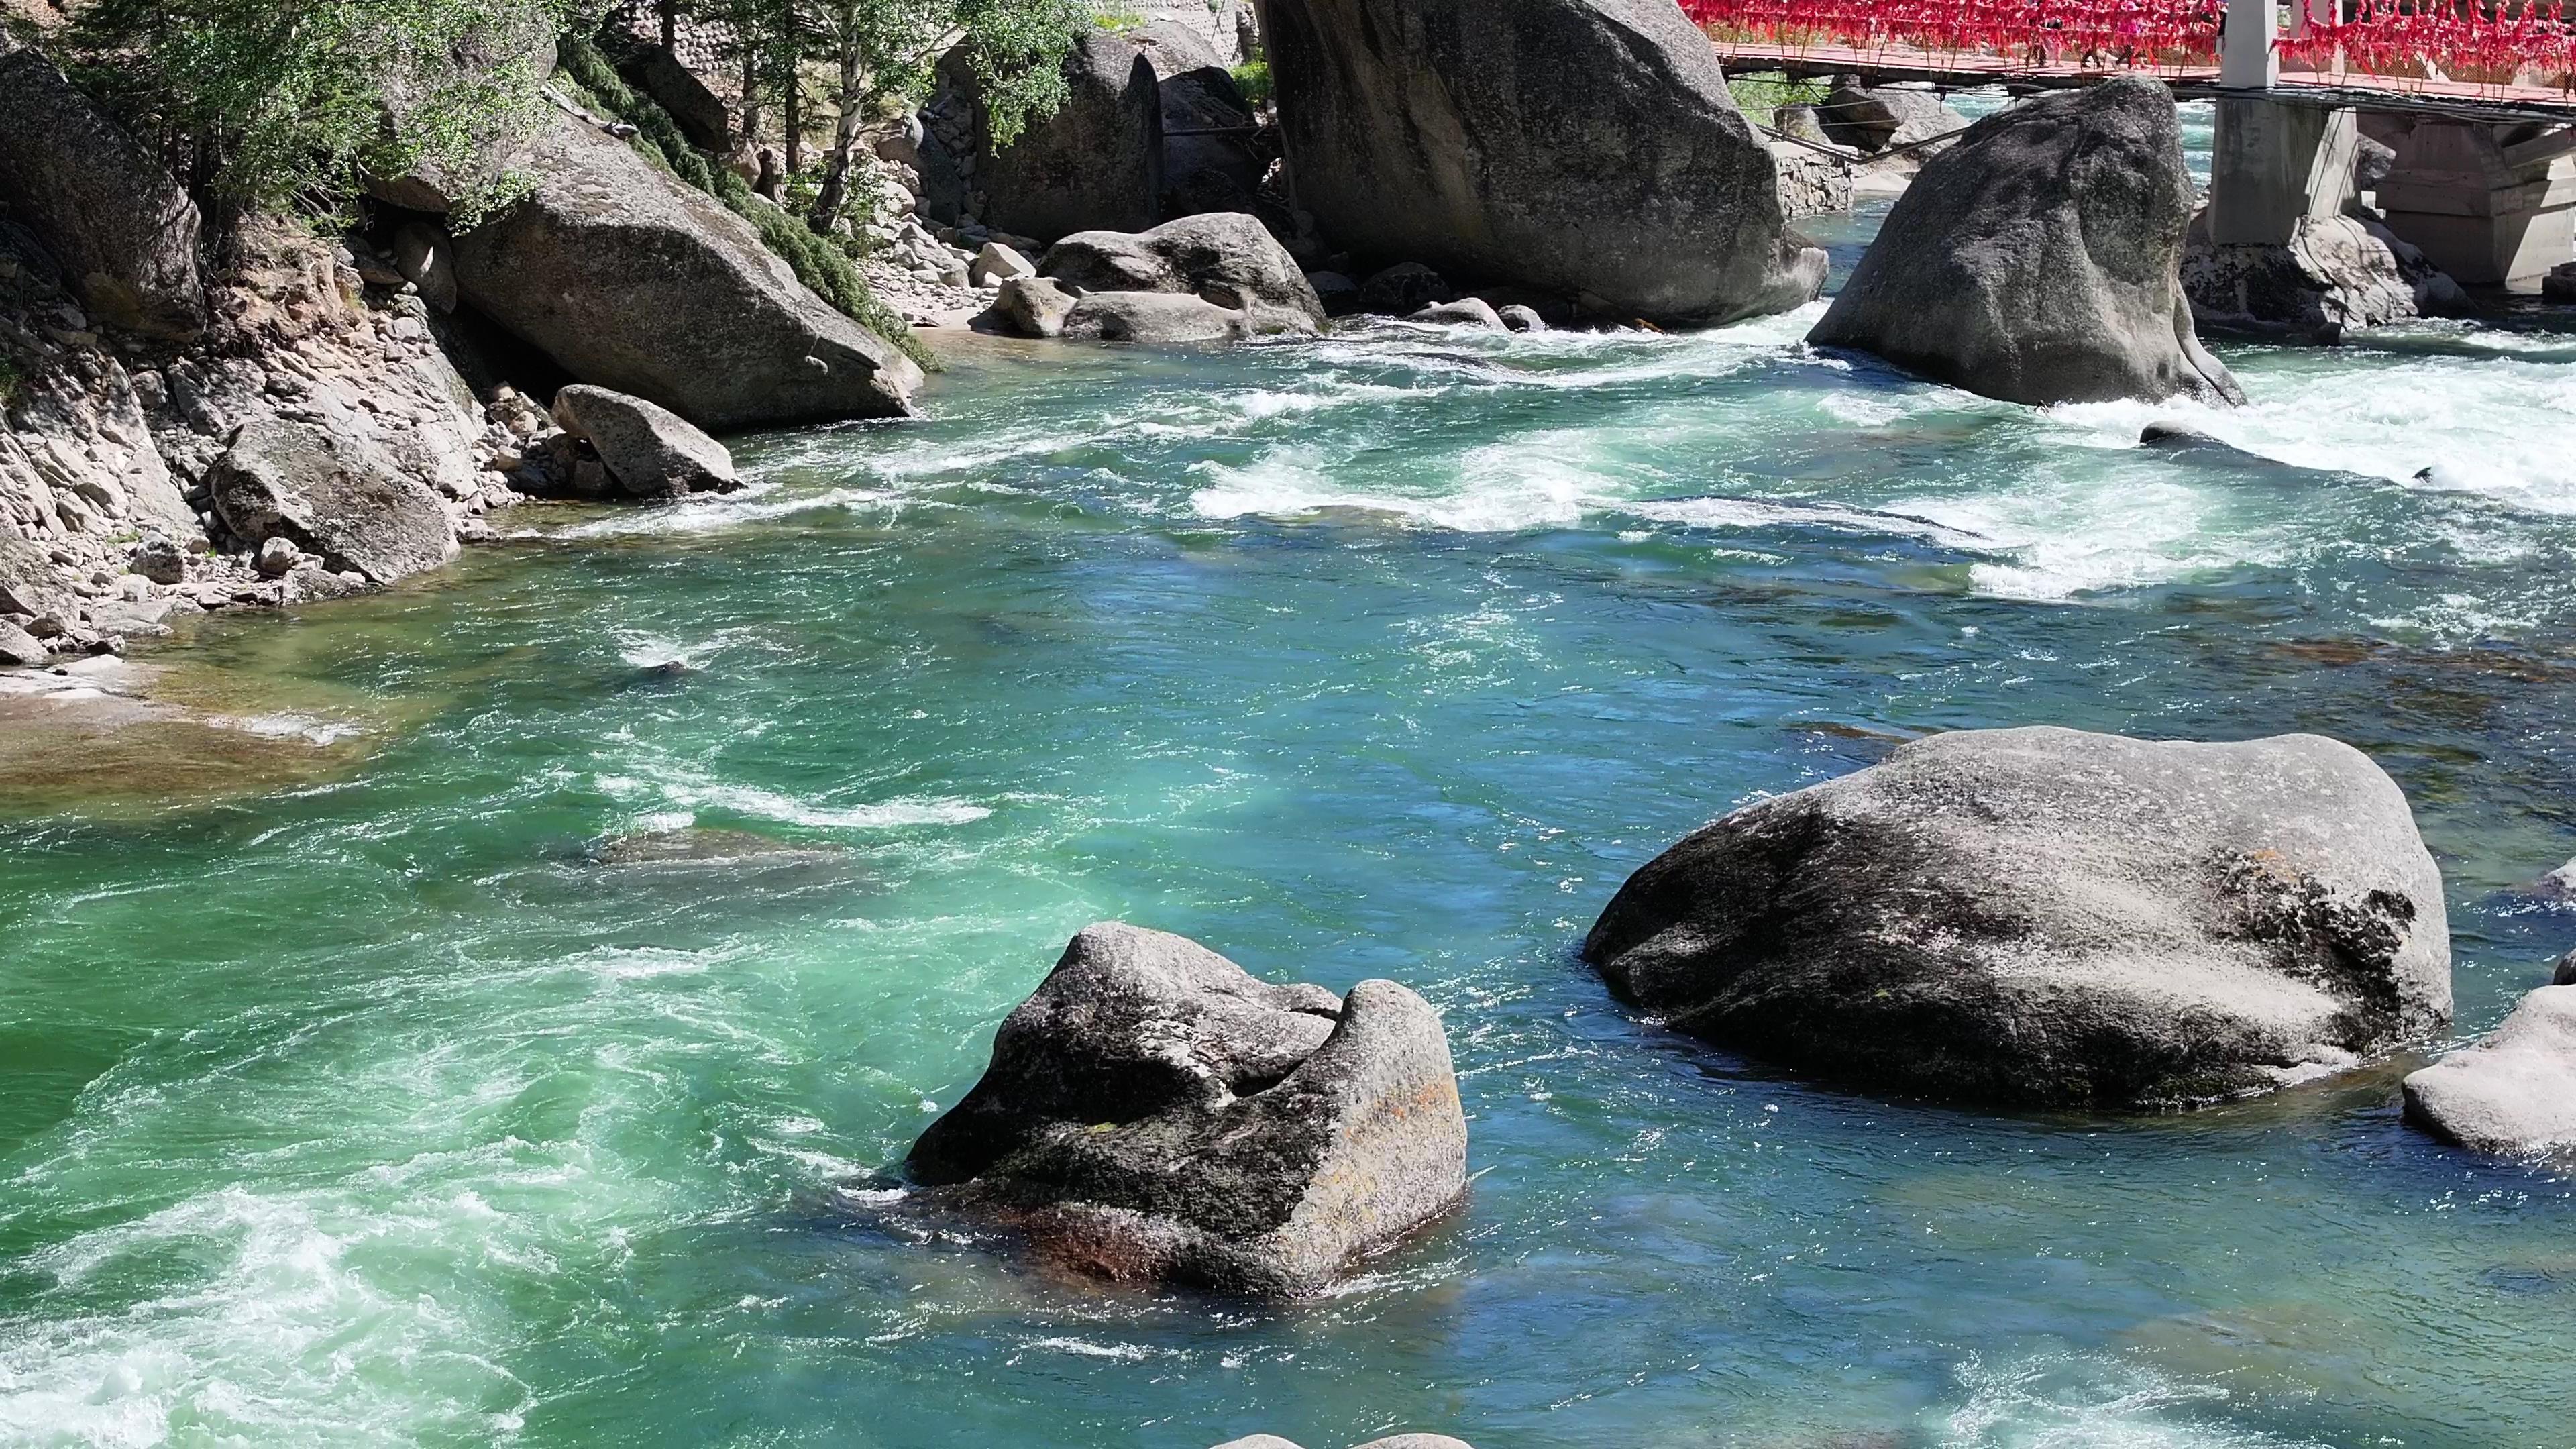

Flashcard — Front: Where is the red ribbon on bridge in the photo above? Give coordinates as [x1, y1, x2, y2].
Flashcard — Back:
[1679, 0, 2224, 68]
[1680, 0, 2576, 88]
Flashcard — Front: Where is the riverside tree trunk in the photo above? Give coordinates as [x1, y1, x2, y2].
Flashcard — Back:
[808, 46, 866, 235]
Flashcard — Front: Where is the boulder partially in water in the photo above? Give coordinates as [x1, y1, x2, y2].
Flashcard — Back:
[906, 923, 1468, 1295]
[1582, 727, 2452, 1108]
[550, 385, 738, 499]
[1257, 0, 1825, 324]
[1041, 213, 1326, 334]
[1809, 77, 2242, 407]
[2402, 987, 2576, 1158]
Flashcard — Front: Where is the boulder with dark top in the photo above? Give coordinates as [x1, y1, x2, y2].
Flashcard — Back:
[1359, 262, 1454, 315]
[904, 923, 1468, 1295]
[968, 31, 1163, 244]
[2402, 987, 2576, 1157]
[549, 384, 738, 498]
[614, 44, 733, 150]
[1061, 290, 1249, 343]
[1159, 66, 1265, 220]
[448, 115, 921, 429]
[1257, 0, 1825, 324]
[1809, 78, 2243, 408]
[1042, 213, 1324, 332]
[1582, 727, 2452, 1108]
[2558, 950, 2576, 987]
[209, 415, 460, 585]
[1307, 270, 1362, 316]
[1819, 78, 1969, 159]
[0, 50, 203, 338]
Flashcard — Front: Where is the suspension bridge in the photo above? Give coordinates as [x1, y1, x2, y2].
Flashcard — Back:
[1687, 0, 2576, 288]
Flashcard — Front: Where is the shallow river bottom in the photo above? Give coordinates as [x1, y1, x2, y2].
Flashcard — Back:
[7, 195, 2576, 1449]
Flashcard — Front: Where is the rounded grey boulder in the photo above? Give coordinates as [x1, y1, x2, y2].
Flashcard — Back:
[1258, 0, 1825, 325]
[1582, 727, 2451, 1108]
[906, 923, 1468, 1295]
[2402, 987, 2576, 1158]
[1808, 77, 2243, 408]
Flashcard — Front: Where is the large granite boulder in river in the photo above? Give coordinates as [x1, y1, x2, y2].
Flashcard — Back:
[906, 923, 1467, 1295]
[449, 115, 922, 429]
[0, 49, 203, 338]
[2402, 987, 2576, 1158]
[1582, 727, 2451, 1108]
[1255, 0, 1825, 324]
[1042, 213, 1326, 333]
[1808, 77, 2243, 408]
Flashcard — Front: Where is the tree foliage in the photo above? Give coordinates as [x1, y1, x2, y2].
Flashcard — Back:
[62, 0, 576, 218]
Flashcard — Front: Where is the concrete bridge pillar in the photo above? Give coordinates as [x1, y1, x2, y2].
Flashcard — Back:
[2210, 99, 2359, 246]
[2209, 1, 2358, 247]
[2373, 120, 2576, 290]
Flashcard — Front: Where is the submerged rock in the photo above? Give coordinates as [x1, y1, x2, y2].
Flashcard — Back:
[904, 923, 1468, 1295]
[588, 828, 846, 869]
[449, 115, 921, 429]
[1809, 77, 2242, 408]
[1213, 1438, 1476, 1449]
[1582, 727, 2451, 1108]
[549, 385, 738, 499]
[2402, 987, 2576, 1157]
[1258, 0, 1825, 324]
[1040, 213, 1325, 334]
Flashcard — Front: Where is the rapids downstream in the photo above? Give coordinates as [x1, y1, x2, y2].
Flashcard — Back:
[4, 106, 2576, 1448]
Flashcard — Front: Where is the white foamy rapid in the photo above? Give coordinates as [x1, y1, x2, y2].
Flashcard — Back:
[1937, 1353, 2331, 1449]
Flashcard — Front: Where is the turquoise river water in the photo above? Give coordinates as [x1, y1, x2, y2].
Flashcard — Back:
[7, 113, 2576, 1448]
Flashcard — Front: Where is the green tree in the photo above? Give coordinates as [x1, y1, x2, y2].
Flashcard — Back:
[802, 0, 1095, 233]
[62, 0, 576, 222]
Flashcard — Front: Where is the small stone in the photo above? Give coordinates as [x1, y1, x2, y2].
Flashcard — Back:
[128, 534, 186, 586]
[969, 241, 1036, 286]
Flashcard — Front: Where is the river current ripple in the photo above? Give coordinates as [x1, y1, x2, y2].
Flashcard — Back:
[5, 113, 2576, 1449]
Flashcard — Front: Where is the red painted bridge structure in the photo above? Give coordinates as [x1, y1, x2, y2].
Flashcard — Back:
[1683, 0, 2576, 113]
